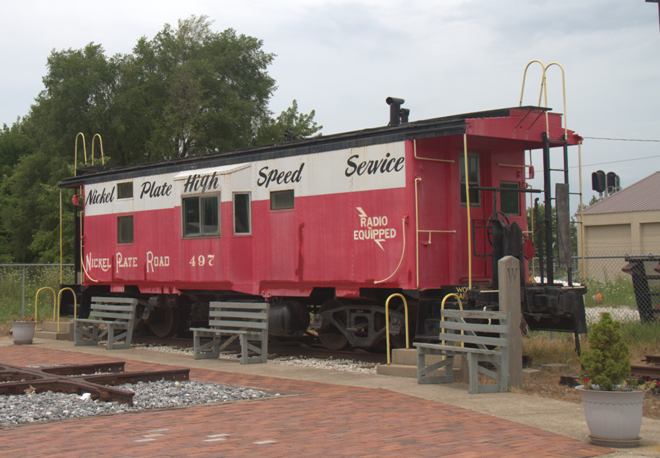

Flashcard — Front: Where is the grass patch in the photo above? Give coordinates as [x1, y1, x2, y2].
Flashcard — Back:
[620, 320, 660, 351]
[523, 332, 583, 366]
[582, 276, 636, 307]
[523, 326, 660, 366]
[0, 265, 74, 324]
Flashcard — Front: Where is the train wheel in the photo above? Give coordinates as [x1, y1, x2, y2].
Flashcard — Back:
[149, 305, 176, 338]
[317, 299, 349, 351]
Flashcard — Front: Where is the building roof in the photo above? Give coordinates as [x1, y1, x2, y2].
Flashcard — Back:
[583, 171, 660, 214]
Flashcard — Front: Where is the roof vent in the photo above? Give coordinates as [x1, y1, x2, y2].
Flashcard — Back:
[385, 97, 409, 127]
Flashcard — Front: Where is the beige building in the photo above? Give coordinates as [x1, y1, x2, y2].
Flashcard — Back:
[576, 171, 660, 281]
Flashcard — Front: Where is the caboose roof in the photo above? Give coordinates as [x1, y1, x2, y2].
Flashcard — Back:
[60, 106, 578, 187]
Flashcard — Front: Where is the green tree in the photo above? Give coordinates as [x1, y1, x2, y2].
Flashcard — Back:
[580, 312, 631, 391]
[124, 16, 281, 161]
[252, 100, 322, 145]
[0, 15, 321, 263]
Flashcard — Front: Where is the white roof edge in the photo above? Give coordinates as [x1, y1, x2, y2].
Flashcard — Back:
[173, 163, 251, 181]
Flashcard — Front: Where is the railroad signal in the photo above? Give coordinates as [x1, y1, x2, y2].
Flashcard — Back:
[592, 170, 606, 193]
[607, 171, 621, 195]
[592, 170, 620, 197]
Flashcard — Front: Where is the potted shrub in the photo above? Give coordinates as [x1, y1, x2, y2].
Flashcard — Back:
[10, 316, 36, 345]
[576, 312, 657, 447]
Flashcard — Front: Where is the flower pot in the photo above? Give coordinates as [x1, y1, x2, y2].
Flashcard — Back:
[576, 385, 645, 446]
[11, 321, 36, 345]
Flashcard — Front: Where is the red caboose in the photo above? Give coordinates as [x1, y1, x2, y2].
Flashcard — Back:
[60, 100, 585, 350]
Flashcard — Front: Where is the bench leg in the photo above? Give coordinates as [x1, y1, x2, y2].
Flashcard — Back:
[467, 353, 479, 394]
[107, 323, 116, 350]
[239, 334, 249, 364]
[74, 323, 101, 346]
[260, 331, 268, 364]
[239, 332, 268, 365]
[416, 348, 455, 384]
[106, 324, 132, 350]
[499, 349, 509, 393]
[193, 332, 222, 360]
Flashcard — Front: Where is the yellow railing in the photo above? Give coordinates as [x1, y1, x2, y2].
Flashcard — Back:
[33, 287, 78, 332]
[91, 133, 105, 166]
[519, 60, 568, 139]
[384, 293, 409, 365]
[441, 293, 464, 347]
[34, 287, 56, 330]
[519, 59, 546, 107]
[74, 132, 87, 170]
[56, 287, 77, 332]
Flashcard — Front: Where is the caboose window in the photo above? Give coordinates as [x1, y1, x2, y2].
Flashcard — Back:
[117, 216, 134, 244]
[500, 182, 520, 215]
[182, 195, 220, 237]
[234, 193, 251, 234]
[270, 190, 294, 210]
[459, 153, 480, 206]
[117, 182, 133, 199]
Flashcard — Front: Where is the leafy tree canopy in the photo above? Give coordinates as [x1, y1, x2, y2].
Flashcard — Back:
[0, 15, 321, 263]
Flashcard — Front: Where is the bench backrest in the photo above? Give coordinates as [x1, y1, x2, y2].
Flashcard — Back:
[439, 309, 510, 351]
[89, 297, 138, 322]
[208, 301, 269, 333]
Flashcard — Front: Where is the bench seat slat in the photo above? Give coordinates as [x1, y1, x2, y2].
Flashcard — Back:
[89, 311, 135, 321]
[415, 343, 500, 355]
[210, 310, 268, 319]
[210, 302, 268, 310]
[438, 332, 508, 348]
[441, 309, 508, 320]
[91, 297, 139, 304]
[191, 328, 261, 336]
[440, 321, 509, 334]
[208, 319, 267, 330]
[89, 304, 135, 312]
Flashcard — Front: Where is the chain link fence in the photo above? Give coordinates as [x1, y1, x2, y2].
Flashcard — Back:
[530, 253, 660, 345]
[0, 264, 75, 323]
[2, 259, 658, 345]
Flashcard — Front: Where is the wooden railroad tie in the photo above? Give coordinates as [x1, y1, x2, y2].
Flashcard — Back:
[0, 362, 190, 405]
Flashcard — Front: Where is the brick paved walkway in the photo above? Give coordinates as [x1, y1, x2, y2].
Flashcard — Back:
[0, 345, 611, 457]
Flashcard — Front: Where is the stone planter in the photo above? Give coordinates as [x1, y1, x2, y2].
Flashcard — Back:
[576, 385, 645, 447]
[11, 321, 36, 345]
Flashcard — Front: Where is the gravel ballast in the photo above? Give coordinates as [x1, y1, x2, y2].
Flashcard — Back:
[1, 343, 377, 428]
[137, 344, 378, 374]
[0, 379, 275, 428]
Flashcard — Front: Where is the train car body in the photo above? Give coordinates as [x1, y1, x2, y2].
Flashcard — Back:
[60, 104, 586, 350]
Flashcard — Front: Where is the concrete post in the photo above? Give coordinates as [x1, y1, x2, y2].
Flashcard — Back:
[498, 255, 522, 389]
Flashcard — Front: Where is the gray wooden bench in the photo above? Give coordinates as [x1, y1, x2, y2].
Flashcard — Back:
[191, 302, 269, 364]
[73, 297, 138, 350]
[414, 309, 510, 394]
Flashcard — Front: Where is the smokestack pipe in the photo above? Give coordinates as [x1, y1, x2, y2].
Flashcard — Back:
[386, 97, 405, 127]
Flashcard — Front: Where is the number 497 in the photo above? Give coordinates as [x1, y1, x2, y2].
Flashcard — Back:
[189, 255, 215, 267]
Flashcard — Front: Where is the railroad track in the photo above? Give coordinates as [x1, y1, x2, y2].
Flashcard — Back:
[631, 355, 660, 380]
[133, 335, 388, 365]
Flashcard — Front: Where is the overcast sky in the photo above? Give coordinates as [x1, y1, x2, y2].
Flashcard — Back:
[1, 0, 659, 210]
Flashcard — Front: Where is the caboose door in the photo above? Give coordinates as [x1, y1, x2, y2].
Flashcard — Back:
[458, 150, 489, 283]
